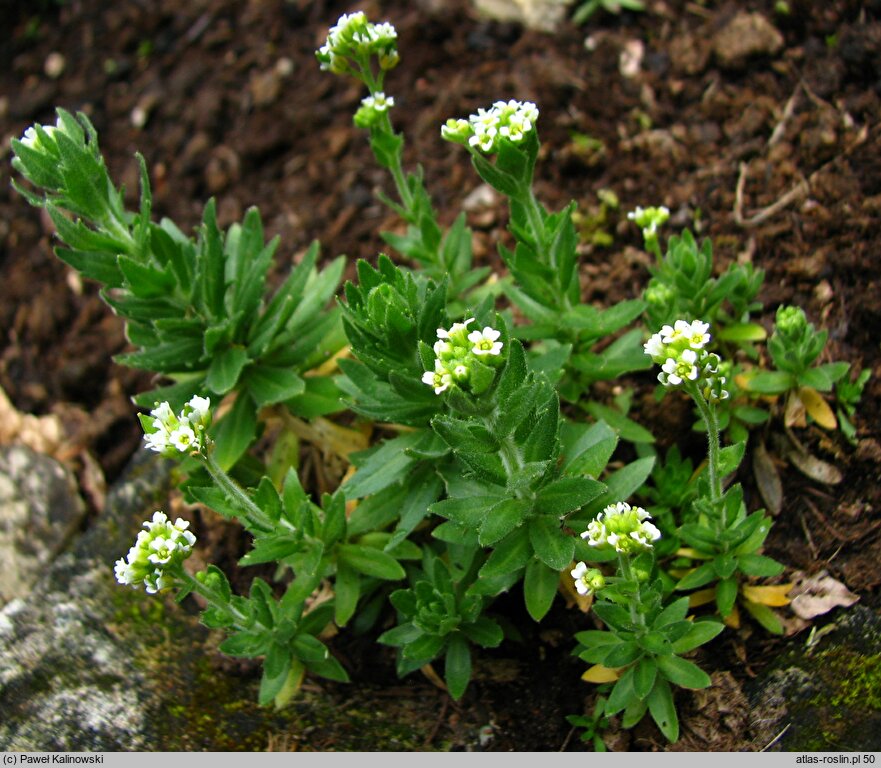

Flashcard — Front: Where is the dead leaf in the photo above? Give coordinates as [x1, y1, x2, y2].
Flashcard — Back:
[741, 583, 794, 607]
[688, 587, 717, 608]
[752, 439, 783, 515]
[786, 448, 844, 485]
[788, 570, 860, 619]
[799, 386, 838, 430]
[722, 603, 741, 629]
[582, 664, 622, 683]
[420, 663, 447, 692]
[784, 390, 806, 428]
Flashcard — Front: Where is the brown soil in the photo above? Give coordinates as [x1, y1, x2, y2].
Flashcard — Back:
[2, 0, 880, 752]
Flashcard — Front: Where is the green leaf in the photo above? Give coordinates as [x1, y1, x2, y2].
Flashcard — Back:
[634, 657, 657, 700]
[652, 596, 690, 628]
[736, 553, 785, 578]
[528, 516, 575, 570]
[584, 402, 655, 444]
[445, 634, 472, 701]
[536, 476, 606, 517]
[523, 558, 559, 622]
[55, 246, 123, 287]
[479, 527, 531, 579]
[675, 562, 717, 591]
[670, 620, 725, 654]
[716, 577, 738, 618]
[716, 323, 767, 342]
[561, 419, 618, 478]
[713, 553, 738, 580]
[606, 665, 636, 716]
[210, 392, 258, 471]
[461, 616, 504, 648]
[741, 599, 784, 635]
[717, 441, 746, 476]
[337, 544, 406, 581]
[430, 495, 499, 532]
[206, 346, 250, 395]
[656, 654, 711, 689]
[292, 634, 332, 665]
[244, 365, 305, 407]
[285, 375, 345, 418]
[744, 371, 795, 395]
[343, 431, 425, 499]
[479, 497, 532, 547]
[646, 678, 679, 742]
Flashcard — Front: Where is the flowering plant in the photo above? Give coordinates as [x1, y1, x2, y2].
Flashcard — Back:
[9, 9, 861, 747]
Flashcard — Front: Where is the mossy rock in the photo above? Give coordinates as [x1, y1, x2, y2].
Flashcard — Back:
[0, 449, 466, 751]
[748, 605, 881, 751]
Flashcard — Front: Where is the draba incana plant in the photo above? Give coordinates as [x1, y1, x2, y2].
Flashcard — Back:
[9, 8, 863, 745]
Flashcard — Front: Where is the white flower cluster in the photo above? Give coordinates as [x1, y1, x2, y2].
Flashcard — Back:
[644, 319, 729, 401]
[142, 396, 211, 457]
[441, 99, 539, 154]
[570, 562, 606, 597]
[422, 318, 504, 395]
[627, 205, 669, 241]
[354, 91, 395, 128]
[114, 511, 196, 594]
[316, 12, 399, 74]
[581, 501, 661, 554]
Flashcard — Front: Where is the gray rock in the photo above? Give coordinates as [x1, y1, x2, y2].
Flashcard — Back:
[0, 449, 454, 751]
[0, 449, 174, 750]
[0, 444, 86, 604]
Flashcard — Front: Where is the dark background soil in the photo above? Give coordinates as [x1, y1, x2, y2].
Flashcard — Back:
[2, 0, 881, 751]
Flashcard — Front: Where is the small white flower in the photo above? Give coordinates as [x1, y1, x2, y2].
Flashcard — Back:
[659, 323, 681, 344]
[186, 396, 211, 424]
[686, 320, 711, 349]
[643, 332, 666, 360]
[468, 327, 503, 356]
[362, 92, 394, 112]
[630, 521, 661, 547]
[453, 364, 468, 378]
[660, 348, 699, 386]
[434, 340, 453, 356]
[143, 428, 170, 454]
[148, 536, 178, 565]
[151, 401, 175, 423]
[169, 425, 197, 452]
[437, 318, 474, 340]
[422, 362, 453, 395]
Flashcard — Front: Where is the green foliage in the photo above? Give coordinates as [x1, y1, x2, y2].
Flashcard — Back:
[11, 11, 862, 746]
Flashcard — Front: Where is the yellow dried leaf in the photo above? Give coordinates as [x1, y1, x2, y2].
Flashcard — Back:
[741, 583, 793, 607]
[688, 587, 717, 608]
[723, 603, 741, 629]
[559, 565, 594, 613]
[582, 664, 622, 683]
[799, 386, 838, 430]
[420, 663, 447, 691]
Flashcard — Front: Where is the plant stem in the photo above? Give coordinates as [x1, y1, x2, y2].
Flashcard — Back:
[202, 450, 278, 533]
[690, 384, 723, 513]
[618, 554, 646, 629]
[520, 187, 573, 313]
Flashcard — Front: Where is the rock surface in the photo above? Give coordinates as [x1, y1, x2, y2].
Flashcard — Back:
[0, 444, 86, 603]
[747, 605, 881, 751]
